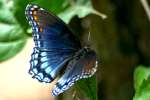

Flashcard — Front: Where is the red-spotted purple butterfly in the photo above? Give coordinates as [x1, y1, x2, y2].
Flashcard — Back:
[25, 4, 98, 96]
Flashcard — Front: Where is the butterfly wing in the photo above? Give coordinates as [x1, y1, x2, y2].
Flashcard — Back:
[25, 4, 81, 50]
[25, 4, 81, 83]
[52, 48, 97, 96]
[29, 47, 73, 83]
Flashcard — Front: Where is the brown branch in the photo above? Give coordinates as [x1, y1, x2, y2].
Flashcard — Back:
[140, 0, 150, 21]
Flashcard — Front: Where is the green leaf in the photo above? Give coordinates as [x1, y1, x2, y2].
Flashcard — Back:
[13, 0, 31, 31]
[0, 0, 27, 61]
[13, 0, 68, 35]
[75, 75, 98, 100]
[133, 65, 150, 100]
[33, 0, 68, 14]
[58, 0, 107, 23]
[32, 0, 107, 24]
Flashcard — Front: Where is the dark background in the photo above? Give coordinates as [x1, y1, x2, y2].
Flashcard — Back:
[64, 0, 150, 100]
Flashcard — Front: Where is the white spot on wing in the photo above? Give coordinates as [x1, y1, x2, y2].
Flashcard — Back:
[33, 5, 38, 8]
[29, 11, 32, 14]
[40, 8, 44, 10]
[31, 7, 34, 11]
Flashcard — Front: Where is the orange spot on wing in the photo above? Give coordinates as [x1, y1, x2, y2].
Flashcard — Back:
[39, 27, 43, 32]
[33, 16, 38, 21]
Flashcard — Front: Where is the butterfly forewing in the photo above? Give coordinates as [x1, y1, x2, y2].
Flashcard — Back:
[25, 4, 81, 83]
[25, 4, 81, 50]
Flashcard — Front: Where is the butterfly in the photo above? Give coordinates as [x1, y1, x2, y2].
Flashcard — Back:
[25, 4, 98, 96]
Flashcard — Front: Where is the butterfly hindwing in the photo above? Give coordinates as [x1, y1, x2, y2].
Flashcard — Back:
[25, 4, 81, 83]
[52, 47, 97, 96]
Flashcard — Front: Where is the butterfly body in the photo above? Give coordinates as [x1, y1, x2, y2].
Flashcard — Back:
[25, 4, 97, 96]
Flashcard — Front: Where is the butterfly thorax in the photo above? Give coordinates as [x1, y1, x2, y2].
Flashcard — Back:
[73, 47, 91, 60]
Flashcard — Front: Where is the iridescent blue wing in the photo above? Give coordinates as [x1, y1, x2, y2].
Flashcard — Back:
[52, 48, 97, 96]
[25, 4, 81, 50]
[25, 4, 81, 83]
[29, 47, 73, 83]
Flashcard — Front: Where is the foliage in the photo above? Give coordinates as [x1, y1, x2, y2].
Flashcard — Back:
[133, 65, 150, 100]
[0, 0, 27, 61]
[0, 0, 106, 99]
[75, 75, 98, 100]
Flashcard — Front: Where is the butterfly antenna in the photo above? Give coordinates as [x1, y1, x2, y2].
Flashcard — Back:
[88, 31, 91, 42]
[86, 31, 91, 48]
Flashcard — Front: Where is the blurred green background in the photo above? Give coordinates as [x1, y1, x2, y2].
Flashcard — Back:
[0, 0, 150, 100]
